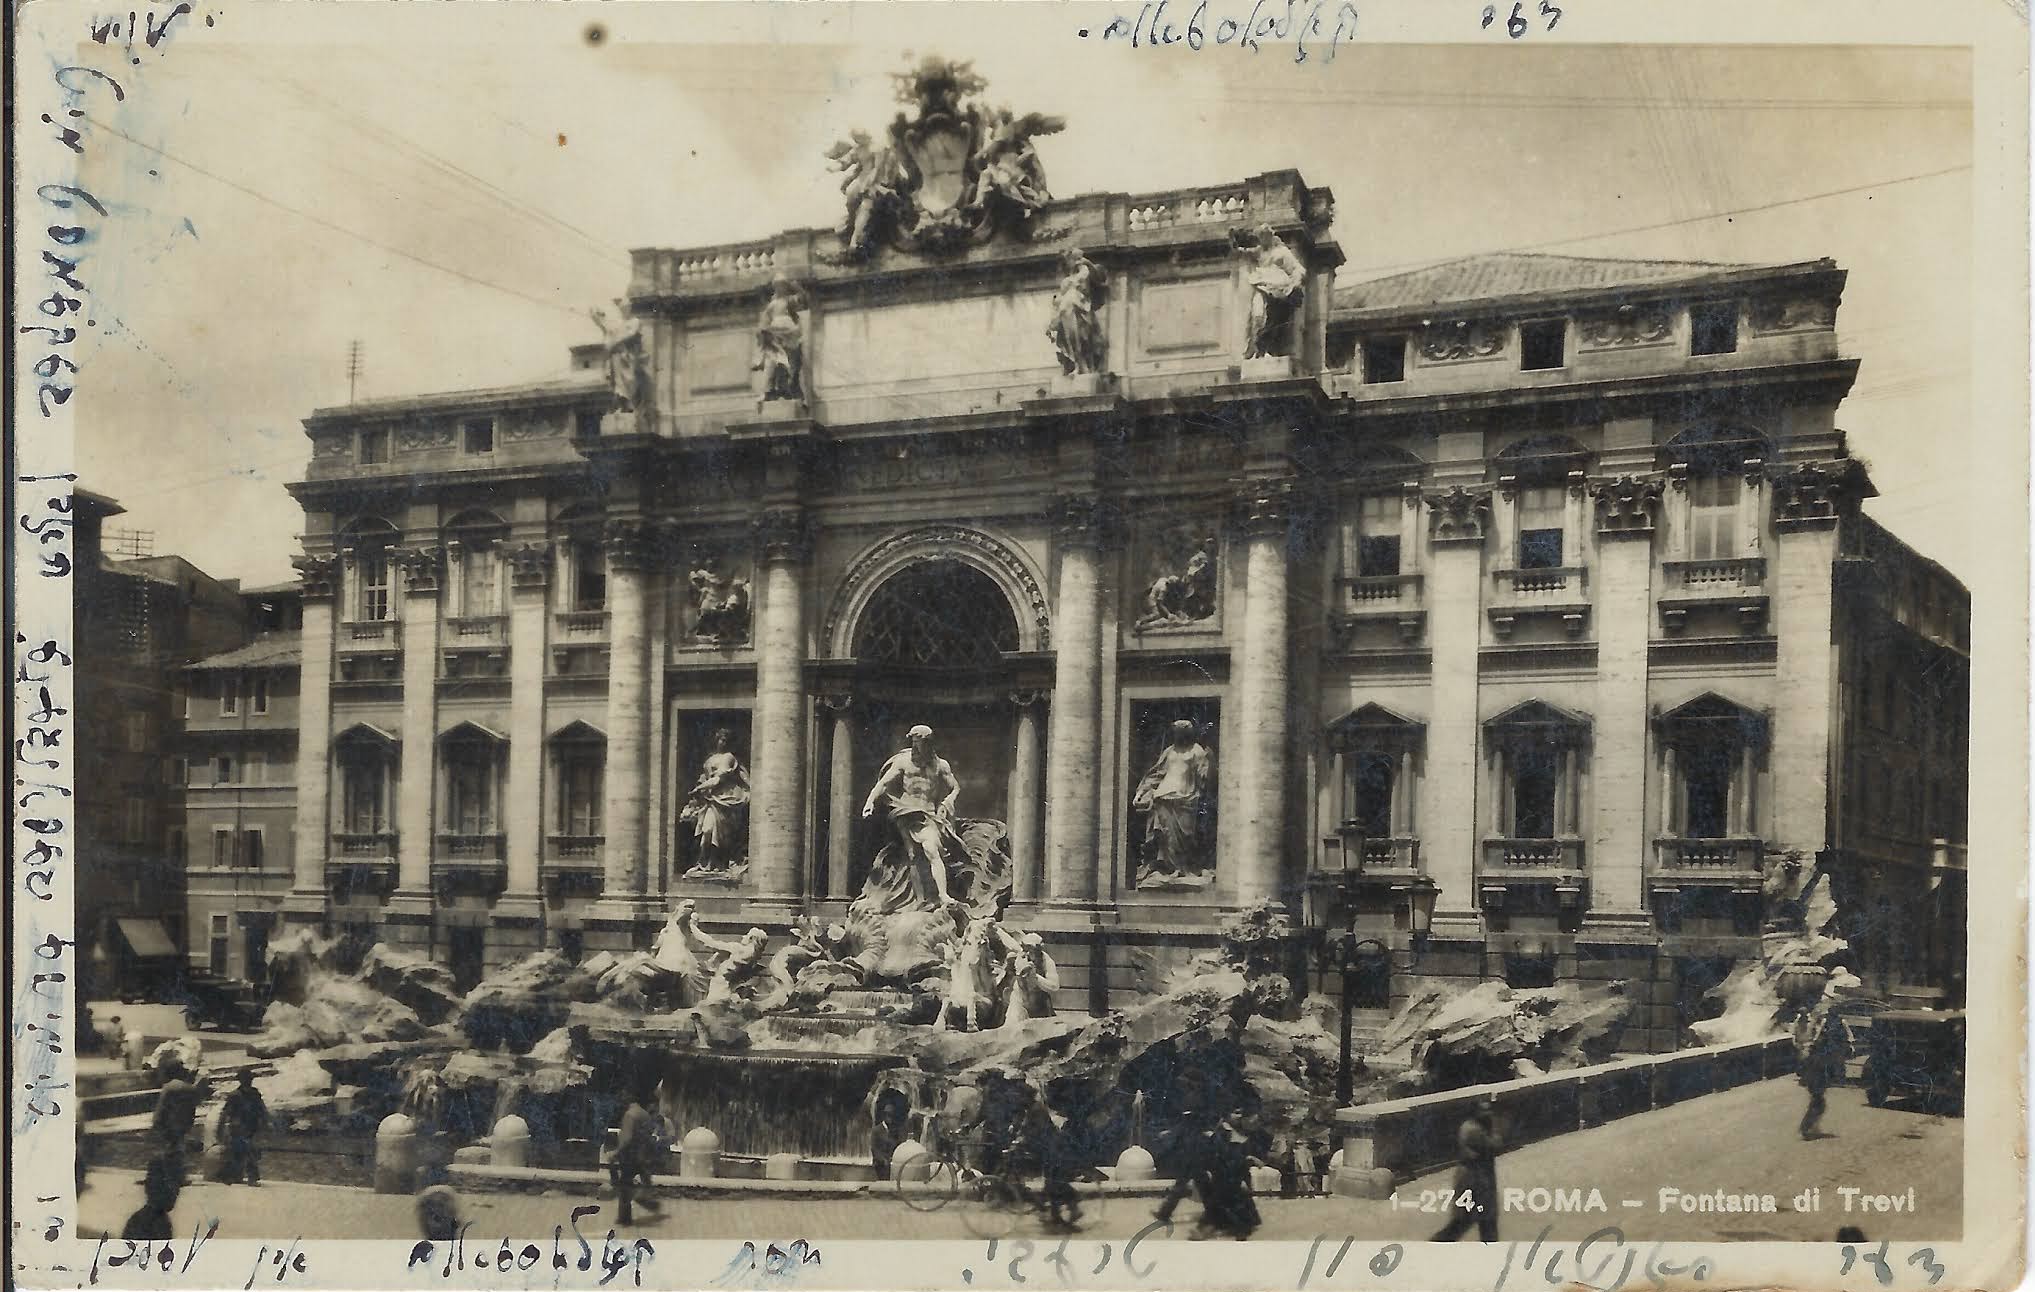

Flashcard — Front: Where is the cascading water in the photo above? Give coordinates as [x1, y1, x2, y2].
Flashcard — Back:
[655, 1050, 906, 1160]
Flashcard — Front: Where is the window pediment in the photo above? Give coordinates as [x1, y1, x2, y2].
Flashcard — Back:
[1328, 702, 1426, 752]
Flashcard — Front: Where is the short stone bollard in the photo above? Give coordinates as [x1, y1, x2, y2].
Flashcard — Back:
[765, 1153, 802, 1181]
[1114, 1146, 1156, 1183]
[373, 1113, 418, 1195]
[122, 1032, 147, 1072]
[1329, 1148, 1345, 1174]
[890, 1139, 929, 1185]
[1249, 1164, 1282, 1195]
[490, 1115, 530, 1169]
[680, 1126, 720, 1180]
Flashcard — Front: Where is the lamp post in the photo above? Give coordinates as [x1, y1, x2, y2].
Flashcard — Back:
[1318, 876, 1439, 1106]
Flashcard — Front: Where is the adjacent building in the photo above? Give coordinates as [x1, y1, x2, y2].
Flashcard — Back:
[265, 79, 1968, 1043]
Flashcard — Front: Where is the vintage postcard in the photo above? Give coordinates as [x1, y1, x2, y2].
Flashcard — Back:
[10, 2, 2027, 1289]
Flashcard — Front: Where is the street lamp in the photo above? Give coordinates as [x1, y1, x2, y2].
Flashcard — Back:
[1318, 878, 1439, 1106]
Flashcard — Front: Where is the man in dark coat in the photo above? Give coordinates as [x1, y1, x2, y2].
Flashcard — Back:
[222, 1070, 269, 1185]
[120, 1156, 182, 1242]
[613, 1085, 662, 1225]
[152, 1058, 203, 1166]
[1431, 1098, 1502, 1242]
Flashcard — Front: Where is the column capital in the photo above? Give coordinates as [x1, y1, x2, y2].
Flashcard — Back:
[1008, 687, 1050, 709]
[393, 545, 443, 593]
[1770, 459, 1871, 531]
[603, 517, 659, 571]
[506, 540, 552, 589]
[1053, 493, 1113, 546]
[1423, 485, 1492, 544]
[1234, 480, 1297, 537]
[292, 552, 340, 600]
[1589, 473, 1664, 536]
[754, 506, 813, 562]
[815, 688, 856, 714]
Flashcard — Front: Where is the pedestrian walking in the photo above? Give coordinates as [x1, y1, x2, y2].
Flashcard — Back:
[1798, 1006, 1846, 1140]
[222, 1070, 269, 1185]
[1194, 1119, 1262, 1240]
[1291, 1138, 1319, 1197]
[152, 1057, 203, 1168]
[612, 1085, 662, 1226]
[1431, 1098, 1502, 1242]
[417, 1185, 462, 1242]
[120, 1156, 183, 1242]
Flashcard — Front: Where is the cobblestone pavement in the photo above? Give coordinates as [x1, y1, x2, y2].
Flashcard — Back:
[80, 1082, 1960, 1246]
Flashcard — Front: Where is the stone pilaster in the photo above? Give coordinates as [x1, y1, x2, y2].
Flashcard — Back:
[1232, 484, 1295, 907]
[749, 507, 811, 908]
[502, 542, 550, 907]
[1045, 496, 1106, 905]
[1589, 476, 1665, 915]
[1008, 690, 1048, 903]
[286, 553, 339, 921]
[599, 520, 655, 898]
[1768, 463, 1860, 859]
[1417, 486, 1491, 929]
[394, 547, 442, 900]
[821, 694, 857, 901]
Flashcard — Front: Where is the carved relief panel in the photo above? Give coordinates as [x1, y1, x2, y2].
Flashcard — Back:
[1129, 519, 1221, 634]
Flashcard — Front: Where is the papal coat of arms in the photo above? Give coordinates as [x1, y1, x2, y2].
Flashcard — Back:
[824, 56, 1065, 259]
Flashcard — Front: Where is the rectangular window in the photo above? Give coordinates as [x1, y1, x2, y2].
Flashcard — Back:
[462, 418, 495, 455]
[216, 755, 235, 784]
[1361, 336, 1407, 384]
[358, 428, 390, 465]
[461, 544, 498, 617]
[173, 757, 189, 785]
[574, 410, 603, 442]
[1689, 302, 1739, 356]
[1512, 745, 1559, 838]
[1686, 472, 1741, 561]
[558, 754, 604, 836]
[1516, 485, 1565, 569]
[1347, 751, 1396, 838]
[1682, 742, 1734, 838]
[359, 555, 392, 622]
[126, 712, 148, 751]
[448, 756, 496, 834]
[209, 914, 229, 976]
[252, 675, 270, 714]
[220, 676, 240, 715]
[1519, 319, 1567, 371]
[245, 752, 266, 784]
[242, 829, 264, 870]
[213, 828, 234, 868]
[125, 798, 146, 843]
[573, 543, 608, 612]
[343, 756, 389, 833]
[1355, 494, 1402, 577]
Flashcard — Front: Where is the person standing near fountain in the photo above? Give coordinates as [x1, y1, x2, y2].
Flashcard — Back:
[612, 1081, 663, 1226]
[861, 724, 962, 910]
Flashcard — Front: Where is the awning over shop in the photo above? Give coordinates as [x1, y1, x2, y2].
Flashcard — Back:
[115, 918, 178, 959]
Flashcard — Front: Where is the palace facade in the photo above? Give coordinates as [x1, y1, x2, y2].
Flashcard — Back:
[270, 94, 1967, 1048]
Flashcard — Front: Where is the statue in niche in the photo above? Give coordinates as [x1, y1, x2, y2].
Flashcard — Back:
[588, 302, 647, 413]
[752, 277, 807, 402]
[1132, 720, 1216, 888]
[1136, 535, 1217, 630]
[1234, 224, 1306, 360]
[678, 728, 750, 878]
[688, 564, 752, 645]
[1046, 249, 1109, 377]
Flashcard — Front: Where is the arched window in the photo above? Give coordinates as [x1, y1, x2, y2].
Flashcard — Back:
[851, 561, 1019, 671]
[445, 510, 509, 619]
[1652, 695, 1766, 850]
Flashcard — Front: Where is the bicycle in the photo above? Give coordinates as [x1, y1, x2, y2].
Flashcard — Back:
[894, 1141, 1106, 1239]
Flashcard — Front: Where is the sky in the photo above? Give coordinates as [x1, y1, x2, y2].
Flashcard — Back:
[56, 8, 1977, 585]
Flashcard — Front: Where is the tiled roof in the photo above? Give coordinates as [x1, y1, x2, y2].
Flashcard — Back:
[188, 632, 302, 671]
[1333, 252, 1814, 316]
[305, 371, 607, 422]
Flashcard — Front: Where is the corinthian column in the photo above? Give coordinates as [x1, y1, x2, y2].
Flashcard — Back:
[1046, 497, 1105, 905]
[1232, 485, 1293, 907]
[285, 553, 339, 923]
[599, 520, 655, 898]
[1008, 690, 1047, 902]
[749, 507, 811, 907]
